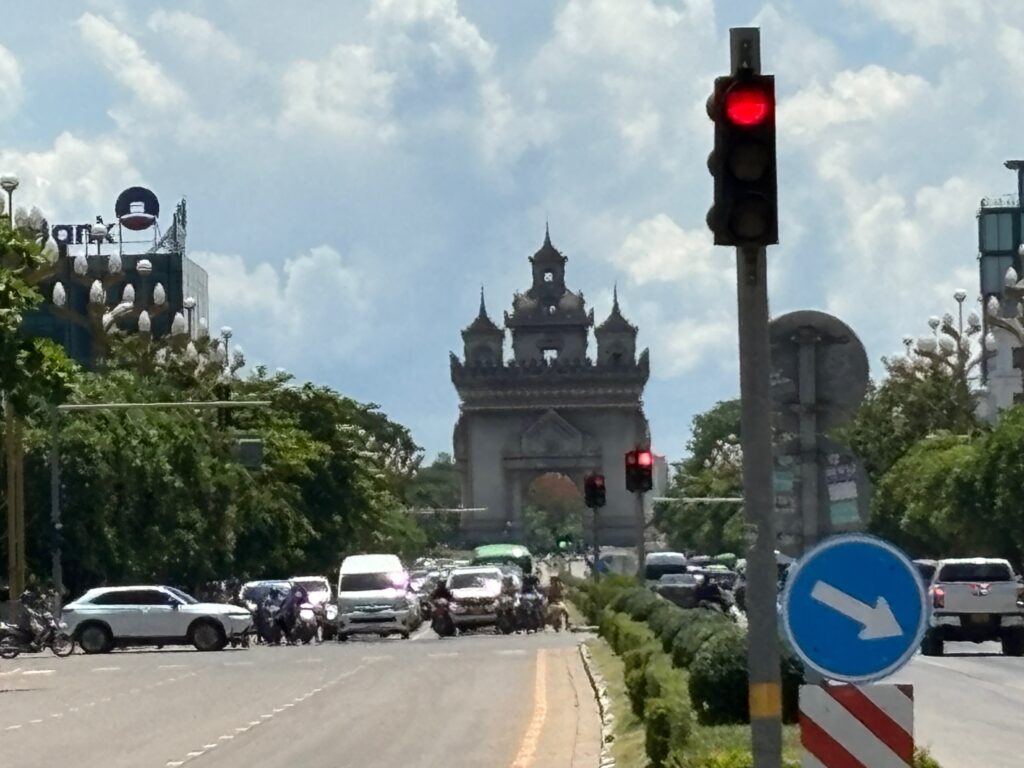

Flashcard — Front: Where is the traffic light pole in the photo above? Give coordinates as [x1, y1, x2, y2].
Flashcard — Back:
[731, 28, 782, 768]
[634, 490, 646, 580]
[590, 504, 600, 582]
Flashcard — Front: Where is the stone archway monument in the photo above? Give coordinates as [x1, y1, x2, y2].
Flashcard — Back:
[450, 229, 650, 546]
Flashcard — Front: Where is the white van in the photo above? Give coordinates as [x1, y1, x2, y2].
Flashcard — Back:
[336, 554, 416, 640]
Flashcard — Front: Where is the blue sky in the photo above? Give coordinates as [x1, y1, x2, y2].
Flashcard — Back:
[2, 0, 1021, 460]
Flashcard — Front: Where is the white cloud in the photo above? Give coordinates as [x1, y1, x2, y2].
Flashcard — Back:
[200, 245, 373, 364]
[613, 214, 725, 288]
[0, 44, 22, 119]
[369, 0, 493, 74]
[77, 13, 186, 110]
[844, 0, 986, 48]
[147, 10, 244, 64]
[279, 45, 396, 141]
[780, 65, 929, 142]
[0, 132, 140, 218]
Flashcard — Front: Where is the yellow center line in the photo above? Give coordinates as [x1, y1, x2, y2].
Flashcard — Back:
[510, 648, 549, 768]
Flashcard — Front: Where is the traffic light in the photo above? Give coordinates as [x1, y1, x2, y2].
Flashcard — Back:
[625, 449, 654, 493]
[706, 72, 777, 247]
[584, 473, 607, 508]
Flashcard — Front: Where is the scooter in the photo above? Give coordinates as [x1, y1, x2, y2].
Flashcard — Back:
[546, 601, 569, 632]
[496, 595, 517, 635]
[516, 592, 545, 633]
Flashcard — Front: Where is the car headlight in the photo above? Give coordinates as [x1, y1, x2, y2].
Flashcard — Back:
[326, 605, 338, 620]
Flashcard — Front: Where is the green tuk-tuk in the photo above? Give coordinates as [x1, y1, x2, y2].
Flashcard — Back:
[471, 544, 534, 575]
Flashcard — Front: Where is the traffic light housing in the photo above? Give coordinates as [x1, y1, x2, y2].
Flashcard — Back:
[706, 73, 778, 247]
[625, 449, 654, 493]
[584, 473, 607, 508]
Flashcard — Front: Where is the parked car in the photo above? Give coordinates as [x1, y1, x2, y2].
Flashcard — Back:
[446, 566, 504, 630]
[913, 559, 938, 586]
[922, 558, 1024, 656]
[336, 554, 417, 640]
[652, 573, 700, 609]
[644, 552, 689, 584]
[63, 585, 253, 654]
[238, 580, 292, 613]
[471, 544, 534, 575]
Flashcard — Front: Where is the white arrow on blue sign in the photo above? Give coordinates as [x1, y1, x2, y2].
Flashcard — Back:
[782, 534, 928, 683]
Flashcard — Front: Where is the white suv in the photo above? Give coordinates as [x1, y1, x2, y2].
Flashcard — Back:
[63, 586, 253, 653]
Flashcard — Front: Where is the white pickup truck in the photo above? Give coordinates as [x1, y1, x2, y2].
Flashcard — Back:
[921, 558, 1024, 656]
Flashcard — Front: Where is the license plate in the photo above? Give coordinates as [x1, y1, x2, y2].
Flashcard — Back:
[969, 613, 991, 624]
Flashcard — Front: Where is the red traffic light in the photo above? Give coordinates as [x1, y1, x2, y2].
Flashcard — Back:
[636, 450, 653, 467]
[724, 85, 772, 127]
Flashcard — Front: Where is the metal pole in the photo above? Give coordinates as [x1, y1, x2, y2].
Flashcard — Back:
[49, 407, 63, 613]
[635, 491, 646, 579]
[592, 505, 600, 582]
[737, 242, 782, 767]
[5, 398, 17, 598]
[796, 329, 819, 554]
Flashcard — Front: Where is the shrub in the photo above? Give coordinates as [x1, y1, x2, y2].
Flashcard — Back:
[644, 654, 687, 702]
[645, 697, 693, 767]
[625, 666, 648, 717]
[671, 609, 736, 669]
[646, 601, 680, 637]
[688, 630, 749, 725]
[658, 610, 689, 653]
[611, 612, 658, 654]
[667, 749, 800, 768]
[914, 748, 943, 768]
[686, 627, 805, 726]
[622, 588, 662, 621]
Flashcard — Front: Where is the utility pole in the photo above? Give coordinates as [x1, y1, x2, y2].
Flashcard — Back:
[707, 27, 782, 767]
[584, 473, 606, 582]
[625, 450, 653, 579]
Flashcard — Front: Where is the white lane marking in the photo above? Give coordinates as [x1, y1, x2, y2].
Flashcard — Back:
[49, 713, 61, 718]
[260, 714, 273, 720]
[6, 724, 22, 730]
[29, 719, 42, 724]
[248, 720, 260, 726]
[429, 652, 459, 658]
[219, 734, 234, 741]
[223, 661, 254, 667]
[203, 743, 218, 749]
[293, 658, 322, 664]
[360, 654, 392, 662]
[497, 650, 526, 656]
[0, 667, 22, 676]
[235, 726, 251, 733]
[186, 751, 205, 758]
[91, 666, 120, 672]
[273, 707, 285, 713]
[22, 669, 55, 676]
[166, 762, 185, 767]
[158, 664, 187, 669]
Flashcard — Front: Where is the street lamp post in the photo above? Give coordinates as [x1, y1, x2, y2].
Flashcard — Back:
[1, 174, 19, 226]
[183, 296, 196, 337]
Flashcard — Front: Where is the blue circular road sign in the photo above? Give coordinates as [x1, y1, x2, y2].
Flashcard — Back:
[782, 534, 927, 683]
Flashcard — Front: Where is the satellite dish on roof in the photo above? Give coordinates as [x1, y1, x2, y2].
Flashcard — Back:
[115, 186, 160, 231]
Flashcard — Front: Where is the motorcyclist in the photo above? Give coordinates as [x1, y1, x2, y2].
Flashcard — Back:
[279, 583, 309, 640]
[501, 574, 519, 598]
[430, 578, 454, 603]
[522, 573, 540, 594]
[547, 576, 564, 602]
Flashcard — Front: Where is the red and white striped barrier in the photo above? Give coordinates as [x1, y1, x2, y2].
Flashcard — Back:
[800, 683, 914, 767]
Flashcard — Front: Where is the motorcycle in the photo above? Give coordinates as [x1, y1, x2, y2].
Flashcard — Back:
[0, 603, 75, 659]
[312, 603, 338, 641]
[288, 604, 320, 644]
[495, 595, 517, 635]
[516, 592, 545, 633]
[431, 599, 456, 638]
[255, 599, 285, 645]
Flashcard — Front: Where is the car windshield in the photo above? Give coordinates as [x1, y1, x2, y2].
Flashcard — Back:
[659, 574, 697, 585]
[242, 582, 290, 602]
[939, 563, 1013, 582]
[166, 587, 199, 605]
[340, 573, 401, 592]
[294, 579, 329, 593]
[449, 573, 498, 590]
[916, 563, 937, 583]
[646, 562, 689, 580]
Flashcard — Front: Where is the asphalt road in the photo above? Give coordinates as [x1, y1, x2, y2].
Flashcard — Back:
[884, 642, 1024, 768]
[0, 626, 599, 768]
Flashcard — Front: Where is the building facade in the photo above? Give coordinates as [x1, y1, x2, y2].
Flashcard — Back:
[450, 229, 651, 546]
[978, 162, 1024, 418]
[23, 192, 209, 368]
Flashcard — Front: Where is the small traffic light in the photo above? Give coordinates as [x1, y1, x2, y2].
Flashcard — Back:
[706, 72, 777, 247]
[625, 449, 654, 493]
[584, 473, 607, 508]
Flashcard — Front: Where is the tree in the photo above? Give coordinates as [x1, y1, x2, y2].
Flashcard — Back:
[838, 351, 980, 486]
[405, 452, 461, 551]
[523, 473, 584, 553]
[654, 400, 746, 555]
